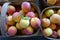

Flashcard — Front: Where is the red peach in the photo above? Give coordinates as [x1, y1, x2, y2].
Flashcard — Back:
[31, 17, 41, 29]
[21, 2, 31, 13]
[23, 26, 34, 35]
[26, 12, 35, 18]
[8, 26, 17, 36]
[0, 6, 2, 13]
[52, 31, 58, 38]
[49, 23, 56, 30]
[7, 5, 16, 15]
[12, 12, 21, 22]
[50, 14, 60, 23]
[16, 23, 22, 30]
[42, 18, 50, 27]
[6, 15, 15, 25]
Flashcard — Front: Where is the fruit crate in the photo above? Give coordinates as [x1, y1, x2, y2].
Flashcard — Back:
[41, 6, 60, 40]
[0, 1, 41, 37]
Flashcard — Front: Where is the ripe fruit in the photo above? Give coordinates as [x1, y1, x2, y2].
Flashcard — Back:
[45, 9, 54, 17]
[47, 0, 56, 5]
[24, 26, 33, 35]
[21, 2, 31, 13]
[31, 17, 41, 29]
[26, 12, 35, 18]
[57, 9, 60, 15]
[7, 5, 16, 15]
[52, 31, 58, 38]
[8, 26, 17, 36]
[43, 28, 53, 36]
[16, 23, 22, 30]
[0, 6, 2, 13]
[12, 12, 21, 22]
[50, 14, 60, 23]
[57, 29, 60, 37]
[55, 25, 60, 31]
[20, 19, 29, 28]
[42, 18, 50, 27]
[6, 15, 15, 25]
[49, 23, 56, 30]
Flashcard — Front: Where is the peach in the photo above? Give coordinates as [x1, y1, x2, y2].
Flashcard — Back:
[26, 12, 35, 18]
[0, 6, 2, 13]
[7, 5, 16, 15]
[16, 23, 22, 30]
[21, 2, 31, 13]
[20, 19, 30, 28]
[6, 15, 15, 25]
[50, 14, 60, 23]
[42, 18, 50, 27]
[23, 26, 33, 35]
[56, 17, 60, 25]
[57, 9, 60, 15]
[43, 28, 53, 36]
[44, 9, 54, 17]
[55, 25, 60, 31]
[31, 17, 41, 29]
[57, 29, 60, 37]
[8, 26, 17, 36]
[12, 12, 21, 22]
[49, 23, 56, 30]
[47, 0, 56, 5]
[52, 31, 58, 38]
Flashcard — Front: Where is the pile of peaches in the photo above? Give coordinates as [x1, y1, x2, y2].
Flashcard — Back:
[42, 9, 60, 38]
[0, 2, 41, 36]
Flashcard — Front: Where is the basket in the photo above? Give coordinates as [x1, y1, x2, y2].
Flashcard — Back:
[0, 1, 41, 37]
[41, 6, 60, 40]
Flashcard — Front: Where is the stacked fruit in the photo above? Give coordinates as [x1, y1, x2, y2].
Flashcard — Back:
[42, 9, 60, 38]
[5, 2, 41, 36]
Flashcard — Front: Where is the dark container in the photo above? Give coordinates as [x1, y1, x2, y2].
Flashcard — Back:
[41, 0, 60, 7]
[41, 6, 60, 40]
[0, 1, 41, 37]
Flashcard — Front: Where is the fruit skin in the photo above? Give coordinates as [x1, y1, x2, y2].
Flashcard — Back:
[57, 9, 60, 15]
[0, 6, 2, 13]
[12, 12, 21, 22]
[26, 12, 35, 18]
[47, 0, 56, 5]
[31, 17, 41, 29]
[57, 17, 60, 25]
[7, 5, 16, 15]
[6, 15, 15, 25]
[52, 31, 58, 38]
[8, 26, 17, 36]
[21, 2, 31, 13]
[23, 26, 33, 35]
[43, 28, 53, 36]
[57, 29, 60, 37]
[55, 25, 60, 31]
[42, 18, 50, 27]
[50, 14, 60, 23]
[16, 23, 22, 30]
[49, 23, 56, 30]
[20, 19, 29, 28]
[45, 9, 54, 17]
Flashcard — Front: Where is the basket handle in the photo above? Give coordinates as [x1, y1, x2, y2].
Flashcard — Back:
[1, 2, 10, 36]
